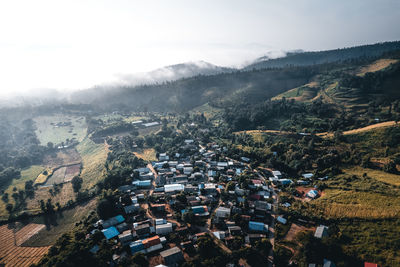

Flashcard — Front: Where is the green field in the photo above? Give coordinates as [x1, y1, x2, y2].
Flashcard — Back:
[0, 165, 44, 219]
[339, 219, 400, 266]
[76, 137, 108, 189]
[289, 166, 400, 220]
[34, 115, 87, 145]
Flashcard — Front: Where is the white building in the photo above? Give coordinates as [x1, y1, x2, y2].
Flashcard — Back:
[164, 184, 185, 194]
[156, 223, 173, 235]
[215, 207, 231, 218]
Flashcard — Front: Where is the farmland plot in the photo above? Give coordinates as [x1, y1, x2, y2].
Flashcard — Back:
[0, 224, 50, 267]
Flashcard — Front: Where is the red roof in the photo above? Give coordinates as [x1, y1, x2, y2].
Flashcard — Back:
[142, 235, 160, 248]
[251, 179, 262, 184]
[365, 263, 379, 267]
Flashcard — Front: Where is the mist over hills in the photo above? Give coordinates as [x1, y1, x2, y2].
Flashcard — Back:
[69, 41, 400, 113]
[2, 41, 400, 112]
[245, 41, 400, 69]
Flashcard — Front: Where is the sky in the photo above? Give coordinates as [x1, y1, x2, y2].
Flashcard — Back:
[0, 0, 399, 96]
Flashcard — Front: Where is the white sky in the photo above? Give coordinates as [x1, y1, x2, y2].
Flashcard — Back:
[0, 0, 399, 96]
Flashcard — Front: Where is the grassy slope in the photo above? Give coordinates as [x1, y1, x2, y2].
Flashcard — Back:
[23, 198, 97, 247]
[76, 137, 108, 189]
[134, 148, 157, 162]
[34, 115, 87, 145]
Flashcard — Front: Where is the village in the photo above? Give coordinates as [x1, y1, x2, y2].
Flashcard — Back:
[86, 132, 341, 267]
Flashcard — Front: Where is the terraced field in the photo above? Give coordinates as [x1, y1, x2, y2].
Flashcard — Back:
[0, 224, 50, 267]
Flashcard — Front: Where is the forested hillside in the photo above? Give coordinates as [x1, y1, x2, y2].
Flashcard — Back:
[70, 42, 400, 117]
[245, 41, 400, 69]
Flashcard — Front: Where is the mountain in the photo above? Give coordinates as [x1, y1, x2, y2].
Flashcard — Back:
[245, 41, 400, 70]
[67, 41, 400, 114]
[113, 61, 235, 86]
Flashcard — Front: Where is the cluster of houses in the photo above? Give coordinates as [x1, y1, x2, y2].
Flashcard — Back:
[86, 137, 281, 266]
[88, 133, 372, 267]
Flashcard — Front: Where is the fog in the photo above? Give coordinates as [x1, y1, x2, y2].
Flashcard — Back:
[0, 0, 399, 98]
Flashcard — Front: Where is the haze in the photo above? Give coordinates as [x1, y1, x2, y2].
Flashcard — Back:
[0, 0, 399, 97]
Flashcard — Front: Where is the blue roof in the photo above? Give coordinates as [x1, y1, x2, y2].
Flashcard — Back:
[133, 180, 151, 187]
[130, 240, 144, 254]
[115, 215, 125, 223]
[102, 226, 119, 240]
[249, 221, 266, 232]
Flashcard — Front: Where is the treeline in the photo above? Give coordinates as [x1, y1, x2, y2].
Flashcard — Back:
[245, 41, 400, 70]
[223, 98, 338, 132]
[0, 118, 48, 188]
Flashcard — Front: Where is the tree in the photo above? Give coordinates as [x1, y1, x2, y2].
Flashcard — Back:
[182, 209, 195, 224]
[47, 142, 54, 149]
[6, 203, 13, 214]
[1, 193, 9, 203]
[71, 176, 83, 193]
[131, 253, 148, 267]
[96, 199, 116, 220]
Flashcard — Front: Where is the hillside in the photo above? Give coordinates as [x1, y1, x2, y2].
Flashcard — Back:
[69, 41, 400, 117]
[245, 41, 400, 70]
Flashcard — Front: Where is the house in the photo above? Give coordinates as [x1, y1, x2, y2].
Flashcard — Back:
[164, 184, 185, 194]
[139, 172, 154, 180]
[241, 156, 250, 162]
[297, 180, 310, 185]
[212, 231, 226, 240]
[160, 246, 184, 267]
[255, 200, 272, 211]
[208, 170, 217, 177]
[246, 233, 267, 244]
[143, 235, 163, 253]
[248, 221, 268, 233]
[184, 184, 197, 193]
[314, 225, 329, 238]
[156, 223, 173, 235]
[116, 222, 129, 233]
[132, 180, 151, 188]
[159, 153, 169, 161]
[134, 223, 150, 236]
[323, 259, 336, 267]
[302, 173, 314, 179]
[279, 179, 292, 186]
[143, 121, 160, 128]
[182, 205, 209, 216]
[306, 189, 319, 199]
[272, 170, 282, 179]
[228, 226, 242, 236]
[130, 240, 145, 255]
[150, 204, 166, 212]
[183, 167, 193, 175]
[124, 204, 139, 214]
[217, 162, 228, 169]
[215, 207, 231, 218]
[203, 183, 217, 195]
[364, 263, 379, 267]
[118, 230, 133, 245]
[102, 226, 119, 240]
[277, 216, 287, 224]
[102, 215, 125, 228]
[184, 139, 194, 144]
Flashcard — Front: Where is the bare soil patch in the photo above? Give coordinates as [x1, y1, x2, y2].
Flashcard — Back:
[284, 223, 314, 241]
[64, 164, 81, 182]
[44, 148, 81, 168]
